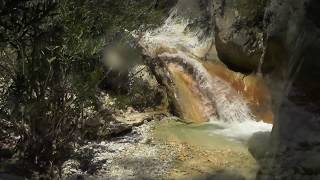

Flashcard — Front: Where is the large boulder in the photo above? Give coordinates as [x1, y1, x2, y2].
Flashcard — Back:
[213, 0, 269, 72]
[248, 132, 271, 161]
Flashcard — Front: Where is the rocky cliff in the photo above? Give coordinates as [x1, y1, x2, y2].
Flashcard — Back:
[210, 0, 320, 179]
[259, 0, 320, 179]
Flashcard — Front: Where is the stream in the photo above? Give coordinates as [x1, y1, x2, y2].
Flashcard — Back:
[154, 119, 259, 180]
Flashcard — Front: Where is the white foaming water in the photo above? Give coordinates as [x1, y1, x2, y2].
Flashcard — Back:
[209, 121, 272, 142]
[140, 9, 212, 58]
[139, 7, 272, 141]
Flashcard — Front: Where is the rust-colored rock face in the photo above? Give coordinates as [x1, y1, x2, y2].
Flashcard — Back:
[202, 62, 273, 124]
[168, 64, 209, 122]
[163, 56, 274, 124]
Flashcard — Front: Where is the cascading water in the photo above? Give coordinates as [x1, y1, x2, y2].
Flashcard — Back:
[139, 2, 272, 141]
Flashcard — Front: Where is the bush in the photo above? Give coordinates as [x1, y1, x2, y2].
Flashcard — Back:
[0, 0, 174, 177]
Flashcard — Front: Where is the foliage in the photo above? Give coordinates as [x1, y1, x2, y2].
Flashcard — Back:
[0, 0, 173, 177]
[0, 1, 88, 175]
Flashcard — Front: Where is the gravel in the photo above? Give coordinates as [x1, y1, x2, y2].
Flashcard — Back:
[62, 120, 177, 180]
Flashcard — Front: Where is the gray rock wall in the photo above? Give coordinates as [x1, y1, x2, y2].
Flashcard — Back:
[257, 0, 320, 179]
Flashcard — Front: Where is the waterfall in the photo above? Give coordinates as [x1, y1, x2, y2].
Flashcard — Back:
[139, 1, 272, 141]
